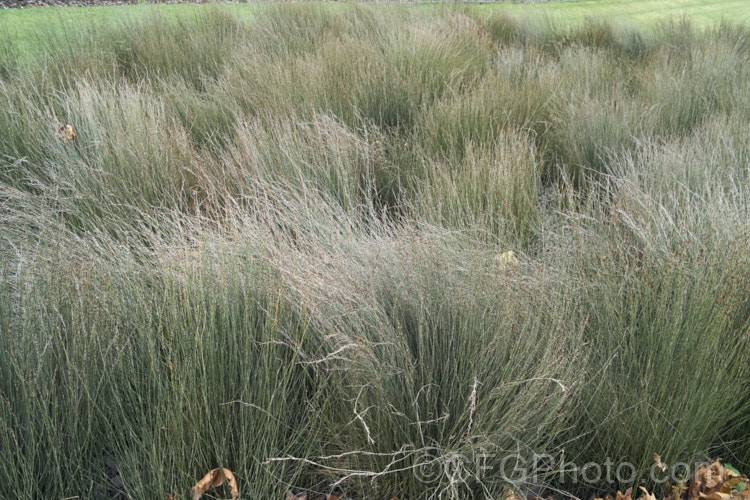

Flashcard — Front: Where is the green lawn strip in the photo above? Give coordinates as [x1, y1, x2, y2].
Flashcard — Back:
[469, 0, 750, 27]
[1, 0, 748, 58]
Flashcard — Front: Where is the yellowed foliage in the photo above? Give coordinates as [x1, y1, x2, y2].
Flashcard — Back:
[58, 124, 76, 144]
[496, 250, 520, 267]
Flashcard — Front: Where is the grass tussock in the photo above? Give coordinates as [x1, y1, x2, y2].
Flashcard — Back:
[0, 5, 749, 499]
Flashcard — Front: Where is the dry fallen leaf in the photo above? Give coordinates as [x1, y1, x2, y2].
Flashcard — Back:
[192, 468, 238, 500]
[285, 492, 308, 500]
[699, 493, 732, 500]
[654, 453, 667, 473]
[721, 477, 750, 494]
[616, 488, 634, 500]
[664, 482, 686, 500]
[689, 458, 746, 500]
[59, 124, 76, 144]
[639, 486, 657, 500]
[587, 462, 746, 500]
[166, 494, 179, 500]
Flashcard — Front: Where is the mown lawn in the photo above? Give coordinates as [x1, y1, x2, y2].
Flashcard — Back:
[1, 2, 749, 500]
[2, 0, 748, 59]
[477, 0, 750, 26]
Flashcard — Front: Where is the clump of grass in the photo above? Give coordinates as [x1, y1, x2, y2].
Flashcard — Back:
[546, 112, 750, 491]
[258, 199, 586, 498]
[409, 130, 540, 241]
[0, 211, 325, 498]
